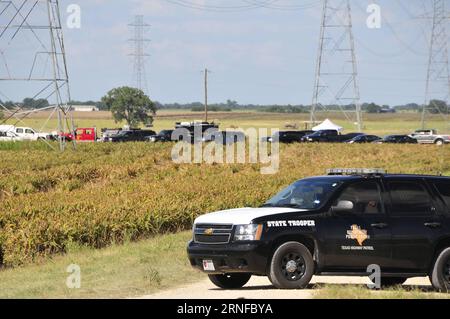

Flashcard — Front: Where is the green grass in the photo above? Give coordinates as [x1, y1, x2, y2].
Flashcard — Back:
[313, 284, 450, 299]
[0, 231, 203, 298]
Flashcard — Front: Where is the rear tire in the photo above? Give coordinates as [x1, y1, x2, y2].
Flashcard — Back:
[435, 139, 444, 146]
[431, 247, 450, 292]
[269, 242, 314, 289]
[208, 273, 251, 289]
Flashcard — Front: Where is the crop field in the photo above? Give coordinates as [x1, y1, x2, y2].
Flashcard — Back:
[0, 138, 449, 268]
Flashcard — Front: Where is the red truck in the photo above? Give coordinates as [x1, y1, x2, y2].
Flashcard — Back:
[59, 128, 97, 142]
[75, 127, 97, 142]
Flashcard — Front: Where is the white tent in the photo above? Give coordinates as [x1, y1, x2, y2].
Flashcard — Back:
[312, 119, 343, 132]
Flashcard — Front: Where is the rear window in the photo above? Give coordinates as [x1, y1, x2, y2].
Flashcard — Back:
[434, 181, 450, 210]
[388, 181, 432, 216]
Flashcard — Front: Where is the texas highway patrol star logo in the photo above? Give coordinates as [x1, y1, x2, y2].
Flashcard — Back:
[346, 225, 370, 246]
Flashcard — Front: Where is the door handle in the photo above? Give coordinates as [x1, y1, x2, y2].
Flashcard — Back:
[424, 222, 442, 229]
[371, 223, 388, 229]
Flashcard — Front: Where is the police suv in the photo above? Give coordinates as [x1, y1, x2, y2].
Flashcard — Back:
[187, 169, 450, 291]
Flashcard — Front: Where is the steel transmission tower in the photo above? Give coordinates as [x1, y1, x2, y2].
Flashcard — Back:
[311, 0, 362, 131]
[129, 15, 150, 95]
[0, 0, 75, 151]
[421, 0, 450, 130]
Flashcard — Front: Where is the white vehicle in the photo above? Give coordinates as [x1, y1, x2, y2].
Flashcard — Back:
[0, 130, 21, 142]
[0, 125, 51, 141]
[409, 129, 450, 145]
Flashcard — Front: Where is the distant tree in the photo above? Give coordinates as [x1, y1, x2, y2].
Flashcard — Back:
[428, 99, 448, 114]
[366, 102, 382, 113]
[101, 86, 156, 127]
[226, 99, 239, 109]
[22, 98, 49, 109]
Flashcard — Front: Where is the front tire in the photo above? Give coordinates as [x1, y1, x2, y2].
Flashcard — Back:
[431, 247, 450, 292]
[208, 273, 251, 289]
[269, 242, 314, 289]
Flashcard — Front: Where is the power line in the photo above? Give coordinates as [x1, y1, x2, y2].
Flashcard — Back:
[0, 0, 75, 151]
[421, 0, 450, 130]
[311, 0, 362, 131]
[163, 0, 320, 12]
[129, 15, 150, 95]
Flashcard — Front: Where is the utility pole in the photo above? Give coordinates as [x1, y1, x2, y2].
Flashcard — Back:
[203, 68, 211, 122]
[421, 0, 449, 130]
[311, 0, 362, 131]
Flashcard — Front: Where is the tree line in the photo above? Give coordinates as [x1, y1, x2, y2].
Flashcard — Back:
[1, 97, 448, 114]
[1, 87, 448, 128]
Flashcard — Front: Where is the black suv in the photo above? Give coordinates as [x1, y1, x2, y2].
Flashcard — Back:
[108, 129, 156, 142]
[302, 130, 363, 143]
[188, 169, 450, 291]
[375, 135, 418, 144]
[147, 130, 176, 142]
[345, 134, 381, 144]
[265, 131, 314, 143]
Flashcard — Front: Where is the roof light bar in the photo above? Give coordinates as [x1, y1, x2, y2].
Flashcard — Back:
[326, 168, 386, 176]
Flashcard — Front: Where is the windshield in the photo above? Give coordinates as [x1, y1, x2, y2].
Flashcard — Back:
[263, 179, 341, 209]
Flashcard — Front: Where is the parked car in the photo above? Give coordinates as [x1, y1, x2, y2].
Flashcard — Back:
[0, 125, 51, 141]
[409, 129, 450, 145]
[0, 130, 20, 142]
[147, 130, 177, 143]
[188, 168, 450, 291]
[175, 121, 219, 144]
[264, 130, 314, 143]
[375, 135, 418, 144]
[108, 129, 156, 142]
[100, 128, 123, 142]
[203, 131, 246, 145]
[345, 134, 382, 144]
[302, 130, 363, 143]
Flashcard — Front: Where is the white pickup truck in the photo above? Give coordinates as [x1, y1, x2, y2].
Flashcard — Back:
[0, 125, 51, 141]
[409, 129, 450, 145]
[0, 130, 20, 142]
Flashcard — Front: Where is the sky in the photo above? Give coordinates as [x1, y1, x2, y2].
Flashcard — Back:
[0, 0, 444, 106]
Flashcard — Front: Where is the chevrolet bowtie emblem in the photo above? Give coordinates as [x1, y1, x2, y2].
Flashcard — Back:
[204, 228, 214, 235]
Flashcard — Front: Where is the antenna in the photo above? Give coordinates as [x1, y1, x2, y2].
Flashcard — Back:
[0, 0, 75, 151]
[128, 15, 150, 95]
[421, 0, 450, 131]
[311, 0, 362, 131]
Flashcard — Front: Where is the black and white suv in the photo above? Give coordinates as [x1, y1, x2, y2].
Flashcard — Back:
[188, 169, 450, 291]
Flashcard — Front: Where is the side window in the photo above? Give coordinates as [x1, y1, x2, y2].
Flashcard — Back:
[434, 181, 450, 211]
[388, 181, 432, 216]
[25, 129, 34, 134]
[16, 128, 23, 134]
[335, 181, 383, 214]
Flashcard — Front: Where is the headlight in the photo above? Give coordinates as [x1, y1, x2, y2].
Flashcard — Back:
[234, 224, 263, 241]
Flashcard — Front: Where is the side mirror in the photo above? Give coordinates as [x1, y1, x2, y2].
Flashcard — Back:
[331, 200, 354, 214]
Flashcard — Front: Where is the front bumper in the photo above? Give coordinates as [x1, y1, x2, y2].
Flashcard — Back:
[187, 240, 271, 275]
